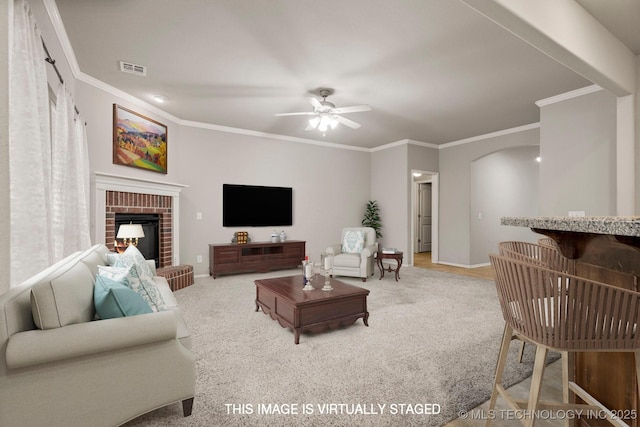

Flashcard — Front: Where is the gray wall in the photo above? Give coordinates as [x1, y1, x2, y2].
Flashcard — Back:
[439, 128, 540, 266]
[407, 143, 439, 264]
[76, 80, 371, 276]
[370, 142, 438, 265]
[408, 143, 440, 174]
[371, 144, 407, 254]
[470, 145, 540, 265]
[175, 126, 370, 275]
[539, 90, 617, 216]
[75, 80, 183, 242]
[76, 81, 182, 184]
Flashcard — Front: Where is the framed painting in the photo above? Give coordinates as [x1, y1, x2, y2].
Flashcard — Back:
[113, 104, 168, 174]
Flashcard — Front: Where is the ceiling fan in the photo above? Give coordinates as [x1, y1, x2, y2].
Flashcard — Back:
[275, 89, 371, 132]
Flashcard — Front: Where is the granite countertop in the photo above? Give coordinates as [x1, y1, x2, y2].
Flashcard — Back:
[501, 216, 640, 237]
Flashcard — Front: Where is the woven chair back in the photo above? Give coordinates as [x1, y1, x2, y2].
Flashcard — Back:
[498, 241, 573, 274]
[489, 253, 640, 352]
[537, 237, 557, 249]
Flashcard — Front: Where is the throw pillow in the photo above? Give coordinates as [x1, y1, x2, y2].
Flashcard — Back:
[98, 264, 156, 311]
[342, 230, 365, 254]
[94, 275, 152, 319]
[123, 245, 155, 277]
[105, 252, 120, 266]
[111, 245, 166, 311]
[97, 265, 131, 286]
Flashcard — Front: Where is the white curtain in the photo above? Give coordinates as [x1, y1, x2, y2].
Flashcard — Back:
[9, 0, 91, 288]
[51, 84, 91, 261]
[9, 0, 53, 287]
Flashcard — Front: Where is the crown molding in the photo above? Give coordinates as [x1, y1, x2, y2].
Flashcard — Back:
[371, 139, 410, 152]
[77, 71, 184, 124]
[371, 139, 438, 152]
[181, 120, 370, 152]
[535, 84, 603, 107]
[408, 139, 439, 149]
[439, 122, 540, 149]
[78, 66, 369, 151]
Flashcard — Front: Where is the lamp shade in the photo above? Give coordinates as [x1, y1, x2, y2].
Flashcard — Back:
[116, 223, 145, 239]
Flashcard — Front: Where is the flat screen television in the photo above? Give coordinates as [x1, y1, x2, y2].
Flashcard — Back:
[223, 184, 293, 227]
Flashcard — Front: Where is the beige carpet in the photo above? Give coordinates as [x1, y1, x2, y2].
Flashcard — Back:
[124, 266, 550, 427]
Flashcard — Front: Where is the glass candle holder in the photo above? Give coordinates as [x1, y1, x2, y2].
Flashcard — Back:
[321, 252, 333, 271]
[321, 268, 333, 291]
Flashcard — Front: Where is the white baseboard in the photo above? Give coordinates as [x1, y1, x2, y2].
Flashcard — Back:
[194, 273, 209, 278]
[437, 261, 490, 269]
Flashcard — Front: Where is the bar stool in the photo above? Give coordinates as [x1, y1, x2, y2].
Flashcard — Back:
[487, 254, 640, 427]
[498, 241, 574, 274]
[537, 237, 557, 249]
[497, 241, 574, 362]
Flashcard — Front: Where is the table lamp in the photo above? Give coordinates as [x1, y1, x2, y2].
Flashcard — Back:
[115, 222, 145, 250]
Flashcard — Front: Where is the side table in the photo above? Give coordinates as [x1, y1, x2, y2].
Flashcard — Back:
[376, 251, 403, 281]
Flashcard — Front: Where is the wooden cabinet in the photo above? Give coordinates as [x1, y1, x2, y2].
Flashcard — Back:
[209, 240, 305, 278]
[552, 233, 640, 427]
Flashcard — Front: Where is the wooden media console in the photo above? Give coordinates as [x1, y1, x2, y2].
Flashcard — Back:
[209, 240, 305, 278]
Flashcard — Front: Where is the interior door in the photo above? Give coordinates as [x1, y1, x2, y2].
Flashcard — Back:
[418, 183, 432, 252]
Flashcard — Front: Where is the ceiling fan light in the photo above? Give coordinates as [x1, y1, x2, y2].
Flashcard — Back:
[308, 116, 320, 129]
[318, 122, 329, 132]
[330, 116, 339, 129]
[319, 115, 332, 128]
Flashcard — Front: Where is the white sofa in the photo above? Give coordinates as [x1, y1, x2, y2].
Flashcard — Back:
[0, 244, 195, 427]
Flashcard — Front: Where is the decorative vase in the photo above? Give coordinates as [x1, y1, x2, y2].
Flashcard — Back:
[280, 230, 287, 242]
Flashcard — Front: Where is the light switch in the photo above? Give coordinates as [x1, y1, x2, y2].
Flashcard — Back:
[196, 212, 203, 220]
[196, 255, 202, 263]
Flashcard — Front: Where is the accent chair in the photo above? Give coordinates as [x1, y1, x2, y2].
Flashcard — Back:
[325, 227, 378, 282]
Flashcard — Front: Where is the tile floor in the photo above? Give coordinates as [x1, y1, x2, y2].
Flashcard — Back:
[443, 360, 564, 427]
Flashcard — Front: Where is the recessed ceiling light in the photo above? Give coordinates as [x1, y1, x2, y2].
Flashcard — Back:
[413, 172, 422, 177]
[535, 156, 542, 163]
[153, 95, 168, 103]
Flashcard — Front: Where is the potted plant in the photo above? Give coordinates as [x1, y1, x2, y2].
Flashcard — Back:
[362, 200, 382, 238]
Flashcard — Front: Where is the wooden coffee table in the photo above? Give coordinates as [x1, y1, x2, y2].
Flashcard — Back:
[255, 275, 369, 344]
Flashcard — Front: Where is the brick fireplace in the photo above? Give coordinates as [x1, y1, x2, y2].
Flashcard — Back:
[93, 172, 187, 267]
[105, 192, 172, 267]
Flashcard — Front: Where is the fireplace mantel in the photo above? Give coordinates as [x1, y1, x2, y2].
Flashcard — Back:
[93, 172, 188, 265]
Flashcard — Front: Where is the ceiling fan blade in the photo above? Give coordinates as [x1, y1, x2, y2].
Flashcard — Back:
[274, 112, 316, 116]
[308, 97, 323, 109]
[332, 105, 372, 114]
[336, 115, 361, 129]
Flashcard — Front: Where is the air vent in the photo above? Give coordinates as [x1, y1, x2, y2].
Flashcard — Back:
[119, 61, 147, 76]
